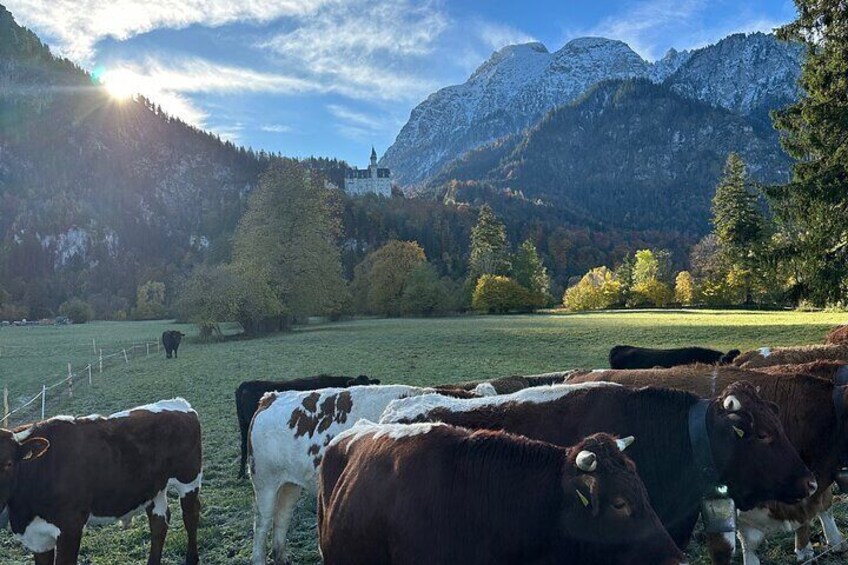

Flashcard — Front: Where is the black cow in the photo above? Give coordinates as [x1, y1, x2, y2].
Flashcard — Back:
[609, 345, 740, 369]
[162, 330, 185, 359]
[235, 374, 380, 478]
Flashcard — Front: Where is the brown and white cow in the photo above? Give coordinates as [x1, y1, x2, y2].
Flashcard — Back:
[752, 359, 848, 385]
[0, 398, 202, 565]
[381, 381, 814, 560]
[433, 371, 574, 395]
[569, 366, 847, 565]
[249, 384, 450, 565]
[734, 344, 848, 368]
[319, 423, 685, 565]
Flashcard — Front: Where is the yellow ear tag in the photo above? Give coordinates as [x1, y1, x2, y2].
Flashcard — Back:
[733, 426, 745, 438]
[576, 489, 590, 507]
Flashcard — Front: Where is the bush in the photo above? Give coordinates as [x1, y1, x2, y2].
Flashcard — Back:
[351, 241, 427, 317]
[629, 279, 674, 308]
[135, 281, 167, 320]
[562, 267, 623, 311]
[400, 265, 452, 316]
[58, 298, 94, 323]
[472, 275, 532, 314]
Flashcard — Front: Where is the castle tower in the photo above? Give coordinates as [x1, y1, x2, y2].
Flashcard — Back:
[369, 146, 378, 177]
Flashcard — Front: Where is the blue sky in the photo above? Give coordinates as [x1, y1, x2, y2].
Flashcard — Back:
[6, 0, 797, 166]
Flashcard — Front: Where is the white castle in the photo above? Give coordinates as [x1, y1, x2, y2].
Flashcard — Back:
[344, 147, 391, 197]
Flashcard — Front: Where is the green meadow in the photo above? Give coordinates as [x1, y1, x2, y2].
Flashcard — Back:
[0, 310, 846, 564]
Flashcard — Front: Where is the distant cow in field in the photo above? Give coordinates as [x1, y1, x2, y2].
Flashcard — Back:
[234, 374, 381, 478]
[319, 424, 685, 565]
[161, 330, 185, 359]
[382, 381, 813, 557]
[734, 344, 848, 368]
[569, 366, 847, 565]
[609, 345, 740, 369]
[0, 398, 202, 565]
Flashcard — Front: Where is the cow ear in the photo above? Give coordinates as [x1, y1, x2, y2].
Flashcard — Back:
[17, 437, 50, 462]
[570, 474, 600, 517]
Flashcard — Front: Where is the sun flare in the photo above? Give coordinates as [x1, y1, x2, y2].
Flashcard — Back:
[100, 68, 145, 101]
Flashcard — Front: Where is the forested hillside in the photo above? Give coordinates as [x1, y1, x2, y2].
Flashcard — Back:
[0, 5, 265, 318]
[430, 79, 791, 232]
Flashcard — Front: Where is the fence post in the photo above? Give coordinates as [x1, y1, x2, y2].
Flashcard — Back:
[92, 338, 97, 355]
[157, 340, 160, 353]
[41, 385, 46, 420]
[2, 386, 8, 428]
[146, 343, 150, 357]
[88, 364, 92, 385]
[99, 349, 103, 373]
[123, 349, 129, 364]
[67, 363, 73, 398]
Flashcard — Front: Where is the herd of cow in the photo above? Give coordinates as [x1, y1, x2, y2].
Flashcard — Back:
[2, 326, 848, 564]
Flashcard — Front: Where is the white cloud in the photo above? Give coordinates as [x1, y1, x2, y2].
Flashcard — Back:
[4, 0, 330, 62]
[99, 57, 318, 127]
[476, 21, 537, 51]
[260, 124, 293, 133]
[258, 0, 448, 102]
[582, 0, 786, 60]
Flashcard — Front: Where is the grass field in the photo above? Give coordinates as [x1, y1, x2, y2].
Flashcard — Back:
[0, 309, 846, 564]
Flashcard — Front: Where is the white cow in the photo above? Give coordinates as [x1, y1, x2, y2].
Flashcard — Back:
[249, 384, 434, 565]
[380, 382, 619, 424]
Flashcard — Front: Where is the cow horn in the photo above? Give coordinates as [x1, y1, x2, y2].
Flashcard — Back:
[616, 436, 635, 451]
[576, 450, 597, 472]
[723, 395, 742, 412]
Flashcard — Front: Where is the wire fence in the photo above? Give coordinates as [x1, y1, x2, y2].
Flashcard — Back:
[1, 338, 162, 427]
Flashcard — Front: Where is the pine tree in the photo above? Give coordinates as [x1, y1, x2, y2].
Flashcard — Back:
[512, 239, 552, 305]
[711, 153, 766, 303]
[769, 1, 848, 305]
[712, 154, 764, 257]
[468, 205, 511, 281]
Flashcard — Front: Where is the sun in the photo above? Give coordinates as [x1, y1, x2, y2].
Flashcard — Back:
[99, 68, 144, 101]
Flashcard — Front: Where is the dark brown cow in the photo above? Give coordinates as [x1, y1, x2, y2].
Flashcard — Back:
[569, 366, 847, 564]
[384, 381, 814, 556]
[0, 399, 202, 565]
[235, 374, 380, 477]
[319, 425, 685, 565]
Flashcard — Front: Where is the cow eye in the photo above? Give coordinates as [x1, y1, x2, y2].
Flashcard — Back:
[2, 461, 12, 471]
[610, 498, 630, 513]
[757, 431, 772, 443]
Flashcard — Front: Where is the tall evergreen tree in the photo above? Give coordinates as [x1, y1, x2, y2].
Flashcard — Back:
[512, 239, 552, 303]
[232, 159, 348, 327]
[770, 1, 848, 305]
[712, 154, 765, 257]
[711, 153, 766, 303]
[468, 204, 511, 280]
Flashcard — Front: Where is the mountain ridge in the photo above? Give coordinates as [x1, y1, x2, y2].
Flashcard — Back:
[381, 32, 801, 189]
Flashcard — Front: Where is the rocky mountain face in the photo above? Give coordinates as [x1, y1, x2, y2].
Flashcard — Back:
[433, 79, 791, 233]
[382, 32, 802, 189]
[0, 5, 264, 316]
